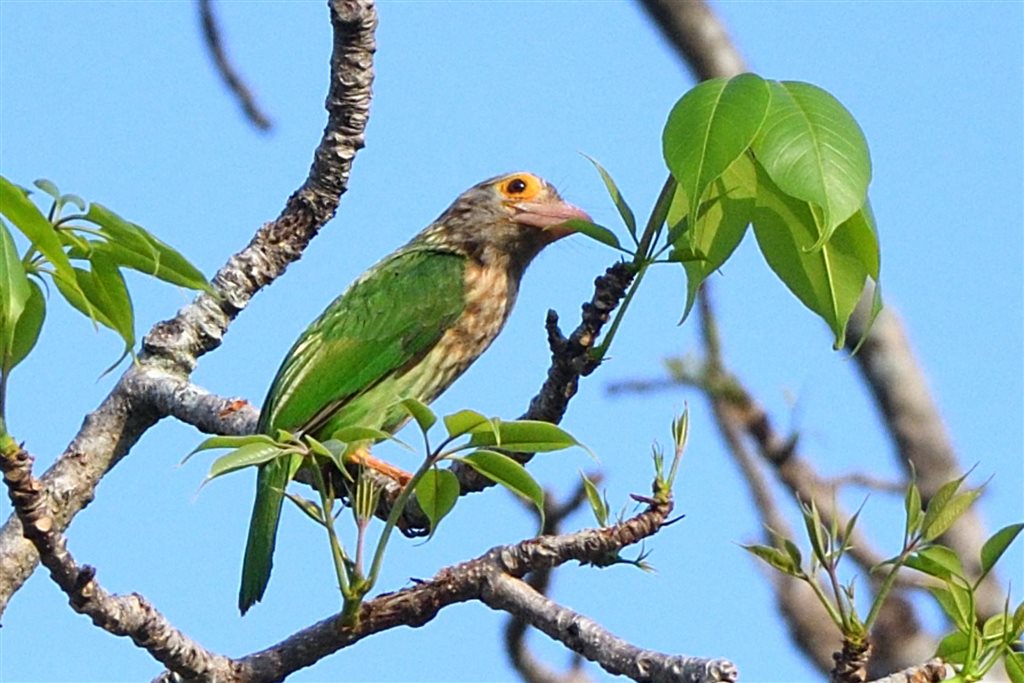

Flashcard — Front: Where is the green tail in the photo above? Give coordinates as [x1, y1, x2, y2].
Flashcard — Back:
[238, 453, 298, 614]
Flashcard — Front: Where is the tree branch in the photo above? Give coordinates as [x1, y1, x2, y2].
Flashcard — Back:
[0, 0, 377, 616]
[198, 0, 273, 131]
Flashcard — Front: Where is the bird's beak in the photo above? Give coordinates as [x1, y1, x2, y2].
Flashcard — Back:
[511, 198, 591, 239]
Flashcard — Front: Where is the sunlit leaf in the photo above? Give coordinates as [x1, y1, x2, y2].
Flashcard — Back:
[0, 220, 31, 368]
[1007, 652, 1024, 683]
[468, 419, 580, 453]
[0, 176, 78, 288]
[84, 203, 208, 290]
[904, 479, 923, 538]
[85, 250, 135, 352]
[460, 450, 545, 528]
[752, 161, 870, 348]
[579, 470, 608, 527]
[934, 630, 971, 664]
[673, 153, 755, 322]
[562, 218, 623, 251]
[7, 278, 45, 372]
[414, 468, 460, 536]
[751, 80, 871, 244]
[399, 396, 437, 433]
[664, 73, 769, 253]
[204, 443, 289, 483]
[980, 523, 1024, 577]
[924, 490, 981, 542]
[905, 545, 964, 581]
[443, 409, 491, 439]
[183, 434, 278, 464]
[742, 543, 798, 575]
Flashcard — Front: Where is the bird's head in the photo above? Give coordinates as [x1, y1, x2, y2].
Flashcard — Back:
[419, 172, 591, 267]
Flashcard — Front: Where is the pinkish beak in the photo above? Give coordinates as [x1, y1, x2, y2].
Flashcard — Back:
[511, 199, 592, 239]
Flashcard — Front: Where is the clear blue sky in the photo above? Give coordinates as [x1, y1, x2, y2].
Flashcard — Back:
[1, 2, 1021, 681]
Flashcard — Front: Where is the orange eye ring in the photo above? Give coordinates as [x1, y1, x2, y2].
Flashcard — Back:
[498, 173, 542, 201]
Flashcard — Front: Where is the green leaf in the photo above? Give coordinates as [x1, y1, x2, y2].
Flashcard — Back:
[664, 73, 769, 254]
[398, 397, 437, 433]
[84, 203, 208, 290]
[0, 176, 78, 287]
[414, 468, 460, 536]
[204, 443, 289, 483]
[84, 250, 135, 352]
[33, 178, 61, 200]
[924, 490, 981, 542]
[0, 220, 32, 368]
[468, 419, 580, 453]
[904, 479, 923, 539]
[742, 543, 797, 575]
[283, 491, 326, 526]
[183, 434, 278, 463]
[52, 267, 114, 330]
[562, 218, 623, 251]
[921, 475, 966, 537]
[905, 545, 964, 581]
[928, 583, 975, 633]
[331, 425, 393, 444]
[751, 80, 871, 244]
[579, 470, 608, 527]
[443, 409, 491, 439]
[800, 499, 828, 567]
[7, 278, 46, 372]
[581, 154, 637, 242]
[673, 153, 755, 322]
[1007, 652, 1024, 683]
[752, 160, 871, 348]
[934, 630, 971, 664]
[460, 450, 545, 527]
[980, 523, 1024, 577]
[982, 614, 1008, 643]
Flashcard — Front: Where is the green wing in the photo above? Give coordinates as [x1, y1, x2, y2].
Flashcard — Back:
[239, 247, 467, 613]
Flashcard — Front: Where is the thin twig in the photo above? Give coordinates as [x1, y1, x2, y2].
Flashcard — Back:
[198, 0, 273, 131]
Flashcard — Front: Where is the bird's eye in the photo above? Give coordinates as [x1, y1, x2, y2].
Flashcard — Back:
[499, 174, 541, 200]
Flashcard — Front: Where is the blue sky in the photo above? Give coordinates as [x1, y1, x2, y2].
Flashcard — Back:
[1, 1, 1021, 681]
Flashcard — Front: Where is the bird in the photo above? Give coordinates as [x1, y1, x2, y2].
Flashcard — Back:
[239, 171, 590, 614]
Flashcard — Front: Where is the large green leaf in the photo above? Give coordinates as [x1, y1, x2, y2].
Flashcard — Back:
[468, 419, 579, 453]
[204, 443, 290, 484]
[460, 450, 545, 527]
[664, 73, 769, 249]
[0, 220, 31, 368]
[7, 279, 46, 373]
[414, 468, 460, 536]
[980, 523, 1024, 577]
[752, 161, 871, 348]
[0, 177, 78, 287]
[84, 251, 135, 353]
[443, 409, 491, 439]
[672, 153, 756, 322]
[398, 396, 437, 433]
[84, 203, 208, 290]
[752, 80, 871, 245]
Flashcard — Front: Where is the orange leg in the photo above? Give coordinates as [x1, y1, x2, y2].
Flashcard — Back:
[347, 447, 413, 486]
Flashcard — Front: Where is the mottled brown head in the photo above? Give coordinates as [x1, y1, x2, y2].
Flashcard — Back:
[416, 172, 590, 271]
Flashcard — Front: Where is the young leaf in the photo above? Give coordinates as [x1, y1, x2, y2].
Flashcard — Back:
[204, 443, 289, 483]
[579, 470, 609, 527]
[905, 545, 965, 581]
[673, 153, 755, 322]
[184, 434, 278, 463]
[581, 154, 637, 242]
[0, 220, 31, 366]
[468, 419, 580, 453]
[924, 489, 981, 542]
[443, 409, 491, 439]
[752, 161, 871, 348]
[663, 73, 769, 251]
[33, 178, 61, 200]
[84, 203, 208, 290]
[751, 80, 871, 245]
[904, 479, 923, 539]
[283, 491, 327, 526]
[398, 396, 437, 433]
[459, 450, 545, 527]
[562, 219, 623, 251]
[0, 176, 78, 286]
[979, 523, 1024, 578]
[981, 613, 1008, 643]
[6, 278, 46, 372]
[742, 543, 798, 575]
[414, 468, 460, 536]
[934, 630, 971, 664]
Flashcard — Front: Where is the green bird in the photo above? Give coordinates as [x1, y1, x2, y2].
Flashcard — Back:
[240, 172, 589, 614]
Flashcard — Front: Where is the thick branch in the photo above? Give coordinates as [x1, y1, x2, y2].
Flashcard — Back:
[0, 0, 377, 616]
